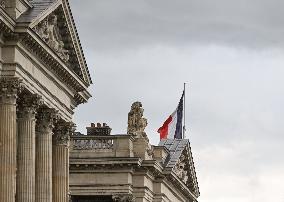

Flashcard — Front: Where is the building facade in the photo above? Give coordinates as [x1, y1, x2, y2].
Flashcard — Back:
[69, 102, 200, 202]
[0, 1, 200, 202]
[0, 0, 91, 202]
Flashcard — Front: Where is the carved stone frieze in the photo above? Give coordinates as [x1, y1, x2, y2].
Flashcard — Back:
[0, 77, 22, 104]
[173, 152, 189, 185]
[127, 101, 147, 136]
[53, 121, 75, 146]
[36, 108, 59, 134]
[17, 93, 43, 119]
[112, 194, 135, 202]
[34, 13, 69, 62]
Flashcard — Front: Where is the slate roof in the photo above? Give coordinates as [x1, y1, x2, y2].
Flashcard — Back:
[17, 0, 57, 23]
[158, 139, 190, 168]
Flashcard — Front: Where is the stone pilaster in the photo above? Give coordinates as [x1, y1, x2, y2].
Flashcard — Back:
[0, 77, 21, 202]
[35, 108, 58, 202]
[52, 121, 74, 202]
[16, 93, 42, 202]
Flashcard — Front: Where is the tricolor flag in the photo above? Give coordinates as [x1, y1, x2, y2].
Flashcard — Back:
[158, 91, 184, 140]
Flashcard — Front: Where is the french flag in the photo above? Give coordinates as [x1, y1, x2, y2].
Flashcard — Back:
[158, 91, 184, 140]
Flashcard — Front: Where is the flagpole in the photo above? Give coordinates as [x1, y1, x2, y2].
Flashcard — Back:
[183, 83, 186, 139]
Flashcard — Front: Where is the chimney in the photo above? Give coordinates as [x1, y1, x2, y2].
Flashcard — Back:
[86, 122, 111, 136]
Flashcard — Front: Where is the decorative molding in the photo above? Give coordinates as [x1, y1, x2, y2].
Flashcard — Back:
[21, 33, 90, 106]
[53, 121, 75, 146]
[0, 77, 23, 104]
[69, 162, 139, 171]
[61, 0, 92, 84]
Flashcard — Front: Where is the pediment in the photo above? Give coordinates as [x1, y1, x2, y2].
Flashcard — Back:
[30, 0, 91, 85]
[159, 139, 200, 197]
[172, 147, 199, 196]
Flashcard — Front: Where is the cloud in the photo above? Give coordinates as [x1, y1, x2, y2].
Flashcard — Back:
[70, 0, 284, 51]
[69, 1, 284, 201]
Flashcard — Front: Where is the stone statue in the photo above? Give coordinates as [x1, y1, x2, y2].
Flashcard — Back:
[34, 13, 69, 62]
[127, 101, 147, 135]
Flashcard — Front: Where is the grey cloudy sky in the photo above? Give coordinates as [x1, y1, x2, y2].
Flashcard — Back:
[70, 1, 284, 201]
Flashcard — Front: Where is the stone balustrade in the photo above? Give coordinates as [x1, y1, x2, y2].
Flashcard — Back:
[72, 138, 114, 150]
[70, 134, 135, 158]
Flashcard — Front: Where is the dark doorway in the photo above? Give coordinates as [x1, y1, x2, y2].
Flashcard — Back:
[71, 195, 113, 202]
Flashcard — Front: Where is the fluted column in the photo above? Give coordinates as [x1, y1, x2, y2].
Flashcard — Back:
[35, 108, 58, 202]
[16, 94, 42, 202]
[0, 78, 21, 202]
[52, 121, 74, 202]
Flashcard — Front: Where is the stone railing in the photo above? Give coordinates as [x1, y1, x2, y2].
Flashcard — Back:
[70, 134, 135, 158]
[72, 137, 113, 150]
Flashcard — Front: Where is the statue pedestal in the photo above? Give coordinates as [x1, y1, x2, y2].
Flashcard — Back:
[132, 133, 153, 160]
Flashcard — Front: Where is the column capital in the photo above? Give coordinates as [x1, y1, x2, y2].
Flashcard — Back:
[17, 93, 43, 119]
[0, 77, 23, 104]
[53, 121, 75, 146]
[36, 108, 59, 134]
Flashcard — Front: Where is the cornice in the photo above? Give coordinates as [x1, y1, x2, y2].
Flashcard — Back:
[185, 145, 200, 197]
[18, 31, 91, 105]
[20, 0, 33, 9]
[8, 61, 75, 118]
[25, 29, 87, 87]
[61, 0, 92, 84]
[14, 41, 90, 107]
[0, 8, 15, 33]
[167, 173, 198, 201]
[69, 157, 142, 171]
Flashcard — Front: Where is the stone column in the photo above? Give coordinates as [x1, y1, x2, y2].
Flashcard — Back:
[35, 108, 58, 202]
[16, 93, 42, 202]
[0, 78, 21, 202]
[52, 121, 74, 202]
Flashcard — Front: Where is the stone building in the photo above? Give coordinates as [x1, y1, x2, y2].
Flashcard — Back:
[0, 1, 200, 202]
[0, 0, 91, 202]
[69, 102, 200, 202]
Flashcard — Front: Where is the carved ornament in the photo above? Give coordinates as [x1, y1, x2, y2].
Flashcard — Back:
[36, 108, 59, 134]
[0, 77, 22, 104]
[17, 93, 43, 119]
[53, 121, 75, 146]
[34, 13, 69, 62]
